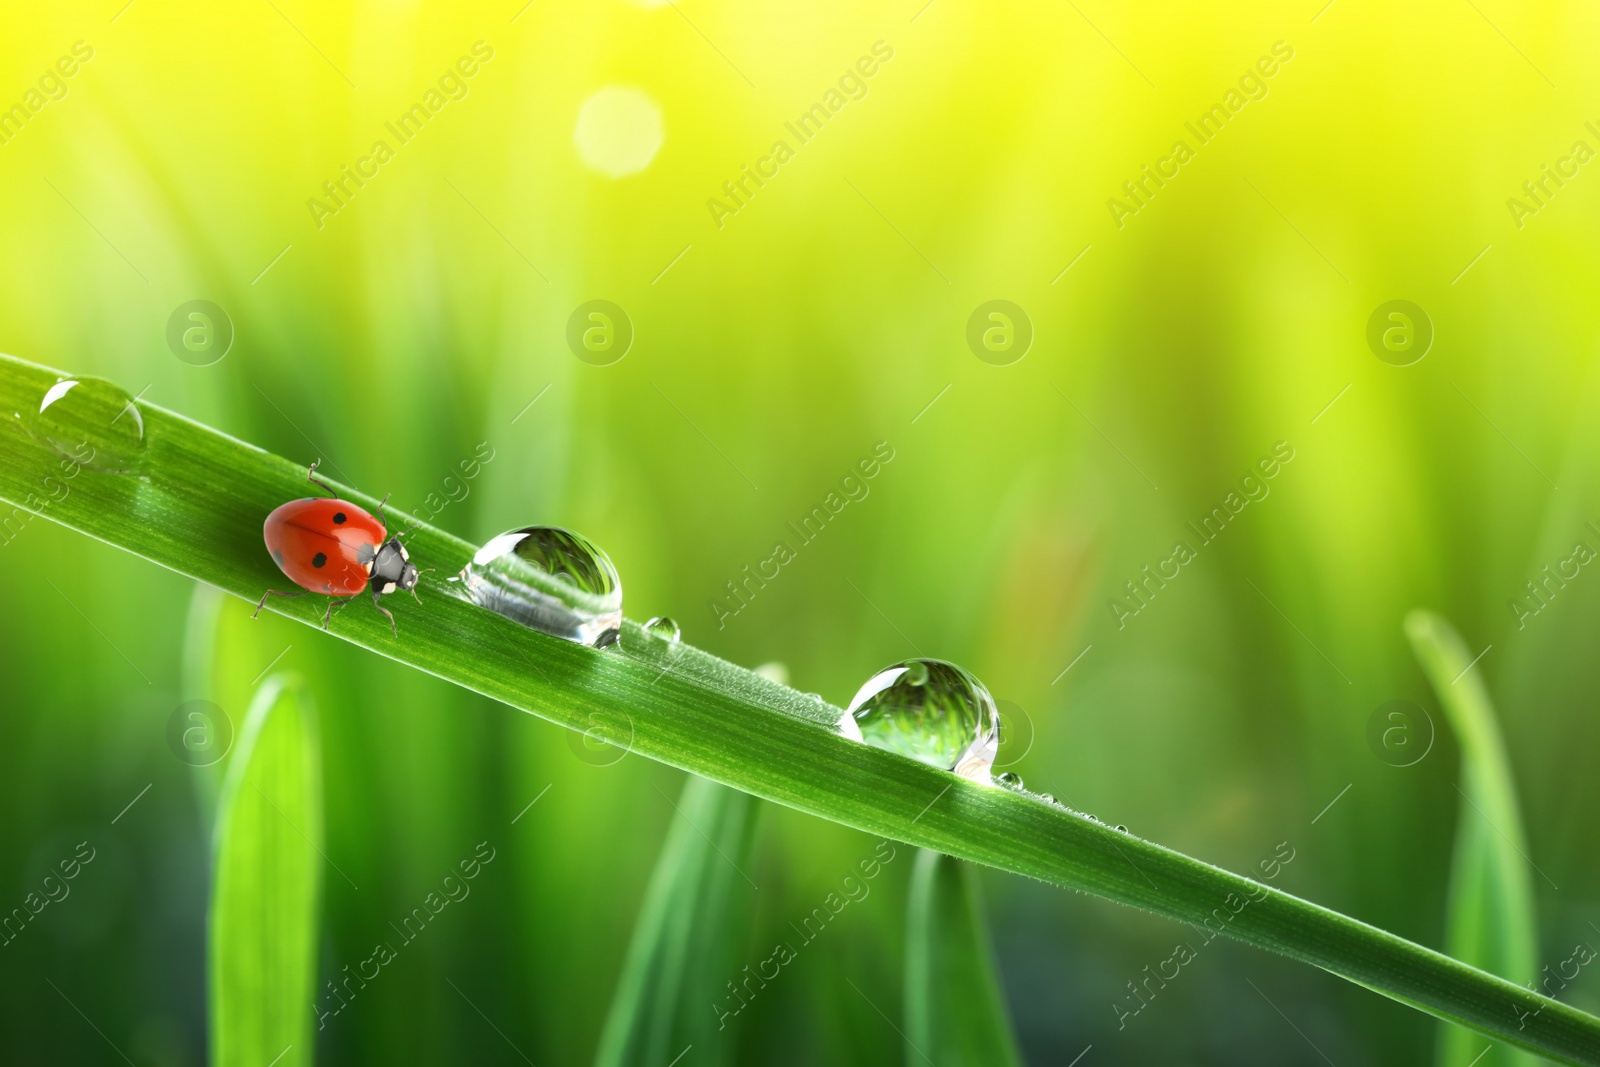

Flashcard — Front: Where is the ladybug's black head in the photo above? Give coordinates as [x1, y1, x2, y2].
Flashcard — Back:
[370, 537, 418, 596]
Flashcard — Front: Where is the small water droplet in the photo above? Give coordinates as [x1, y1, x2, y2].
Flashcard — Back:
[805, 692, 825, 703]
[456, 526, 622, 646]
[1115, 824, 1129, 833]
[837, 659, 999, 780]
[643, 615, 681, 643]
[1039, 793, 1057, 805]
[753, 662, 789, 685]
[995, 772, 1024, 790]
[1086, 813, 1101, 822]
[21, 376, 147, 472]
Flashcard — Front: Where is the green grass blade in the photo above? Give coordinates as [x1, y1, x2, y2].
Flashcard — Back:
[1407, 610, 1541, 1067]
[594, 776, 761, 1067]
[181, 581, 298, 813]
[906, 850, 1023, 1067]
[209, 673, 323, 1067]
[5, 353, 1600, 1064]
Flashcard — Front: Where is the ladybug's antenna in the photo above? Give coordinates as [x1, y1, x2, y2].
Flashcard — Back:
[410, 568, 435, 604]
[373, 492, 392, 531]
[307, 459, 337, 497]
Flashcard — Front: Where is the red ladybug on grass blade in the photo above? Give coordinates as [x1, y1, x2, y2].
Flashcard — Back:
[255, 460, 421, 634]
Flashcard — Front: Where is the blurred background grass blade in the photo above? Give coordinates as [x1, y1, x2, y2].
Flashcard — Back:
[182, 582, 300, 816]
[905, 850, 1022, 1067]
[1406, 611, 1539, 1067]
[595, 774, 762, 1067]
[209, 674, 323, 1067]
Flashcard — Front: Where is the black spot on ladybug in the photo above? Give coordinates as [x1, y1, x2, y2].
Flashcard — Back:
[333, 512, 347, 524]
[312, 552, 328, 568]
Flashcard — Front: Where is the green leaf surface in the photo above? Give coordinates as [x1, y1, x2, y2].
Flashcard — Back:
[595, 776, 762, 1067]
[906, 850, 1023, 1067]
[209, 673, 323, 1067]
[5, 353, 1600, 1064]
[1408, 610, 1541, 1067]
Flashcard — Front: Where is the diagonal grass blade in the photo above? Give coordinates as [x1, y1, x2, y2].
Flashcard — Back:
[3, 354, 1600, 1065]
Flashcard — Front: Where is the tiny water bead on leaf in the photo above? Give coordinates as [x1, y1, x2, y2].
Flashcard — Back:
[837, 658, 1001, 782]
[643, 616, 681, 643]
[617, 614, 685, 677]
[21, 376, 147, 473]
[995, 772, 1025, 791]
[454, 526, 622, 646]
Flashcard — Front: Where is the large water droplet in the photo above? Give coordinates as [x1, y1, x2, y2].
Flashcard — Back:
[456, 526, 622, 645]
[837, 658, 1000, 781]
[21, 376, 147, 472]
[643, 615, 681, 643]
[995, 772, 1024, 791]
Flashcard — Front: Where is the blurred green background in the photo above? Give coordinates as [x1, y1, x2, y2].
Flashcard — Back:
[3, 0, 1600, 1062]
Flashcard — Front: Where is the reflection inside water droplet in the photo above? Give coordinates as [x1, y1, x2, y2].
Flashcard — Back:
[643, 615, 681, 643]
[454, 526, 622, 646]
[21, 376, 147, 473]
[995, 772, 1024, 791]
[837, 658, 1000, 782]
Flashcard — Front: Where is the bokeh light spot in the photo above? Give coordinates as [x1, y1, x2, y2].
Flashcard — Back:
[574, 86, 664, 178]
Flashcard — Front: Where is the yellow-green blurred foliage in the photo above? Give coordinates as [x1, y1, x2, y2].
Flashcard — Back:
[3, 1, 1600, 1062]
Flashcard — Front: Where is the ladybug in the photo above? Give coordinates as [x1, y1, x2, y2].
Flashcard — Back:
[254, 460, 421, 634]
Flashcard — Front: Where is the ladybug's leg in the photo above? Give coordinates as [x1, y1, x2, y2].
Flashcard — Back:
[254, 588, 309, 618]
[371, 589, 398, 637]
[307, 458, 337, 497]
[322, 598, 335, 630]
